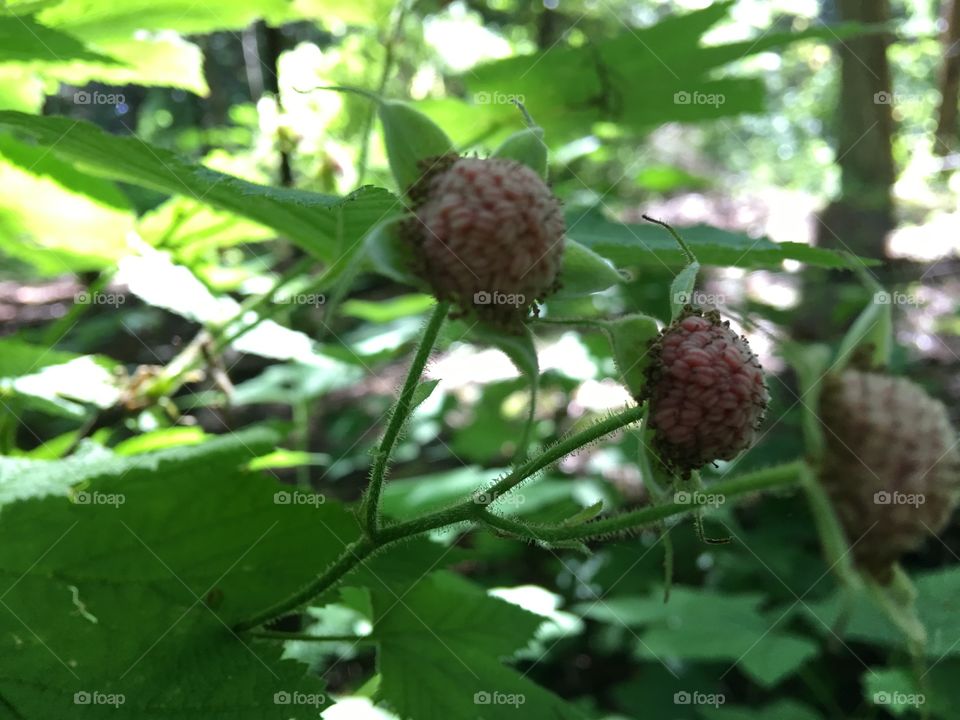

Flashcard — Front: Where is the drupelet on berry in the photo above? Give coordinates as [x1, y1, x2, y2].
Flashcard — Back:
[643, 310, 768, 477]
[401, 156, 565, 329]
[819, 370, 960, 582]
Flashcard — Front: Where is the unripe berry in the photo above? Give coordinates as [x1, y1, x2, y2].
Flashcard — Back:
[819, 371, 960, 581]
[402, 156, 565, 329]
[644, 310, 768, 477]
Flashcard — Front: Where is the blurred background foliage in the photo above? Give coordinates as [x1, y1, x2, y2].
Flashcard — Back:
[1, 0, 959, 719]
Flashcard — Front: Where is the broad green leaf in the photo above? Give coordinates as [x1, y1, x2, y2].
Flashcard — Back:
[554, 238, 623, 298]
[0, 65, 45, 112]
[698, 700, 823, 720]
[371, 571, 584, 719]
[378, 100, 455, 191]
[0, 336, 81, 378]
[581, 587, 818, 688]
[0, 112, 399, 264]
[0, 150, 135, 273]
[37, 0, 293, 43]
[292, 0, 394, 25]
[0, 14, 117, 63]
[566, 207, 872, 270]
[802, 566, 960, 659]
[137, 197, 274, 260]
[44, 35, 208, 95]
[0, 427, 352, 718]
[465, 2, 872, 141]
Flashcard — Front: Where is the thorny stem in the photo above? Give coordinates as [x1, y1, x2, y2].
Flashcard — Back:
[477, 460, 804, 543]
[234, 403, 651, 631]
[362, 301, 450, 538]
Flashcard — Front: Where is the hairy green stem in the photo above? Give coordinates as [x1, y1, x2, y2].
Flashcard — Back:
[642, 214, 698, 265]
[362, 301, 449, 537]
[234, 537, 377, 632]
[234, 403, 647, 631]
[479, 460, 804, 542]
[481, 404, 647, 505]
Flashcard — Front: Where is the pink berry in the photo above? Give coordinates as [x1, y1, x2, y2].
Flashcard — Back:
[403, 156, 564, 329]
[644, 311, 768, 476]
[819, 371, 960, 581]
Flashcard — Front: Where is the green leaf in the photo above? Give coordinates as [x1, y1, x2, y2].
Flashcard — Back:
[341, 294, 435, 323]
[567, 207, 873, 270]
[37, 0, 294, 43]
[465, 2, 873, 142]
[112, 427, 208, 456]
[0, 427, 359, 718]
[669, 261, 700, 320]
[0, 112, 398, 264]
[491, 126, 548, 179]
[361, 215, 423, 287]
[582, 587, 818, 688]
[601, 313, 660, 400]
[410, 379, 440, 412]
[698, 700, 823, 720]
[554, 238, 623, 298]
[378, 100, 455, 191]
[371, 571, 584, 719]
[0, 14, 118, 63]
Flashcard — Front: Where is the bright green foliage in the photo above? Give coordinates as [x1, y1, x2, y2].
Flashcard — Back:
[371, 572, 584, 719]
[0, 112, 399, 265]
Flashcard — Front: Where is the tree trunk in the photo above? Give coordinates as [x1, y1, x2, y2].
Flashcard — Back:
[936, 0, 960, 154]
[816, 0, 895, 259]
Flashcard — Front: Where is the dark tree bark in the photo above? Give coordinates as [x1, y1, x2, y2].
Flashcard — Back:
[816, 0, 895, 259]
[936, 0, 960, 154]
